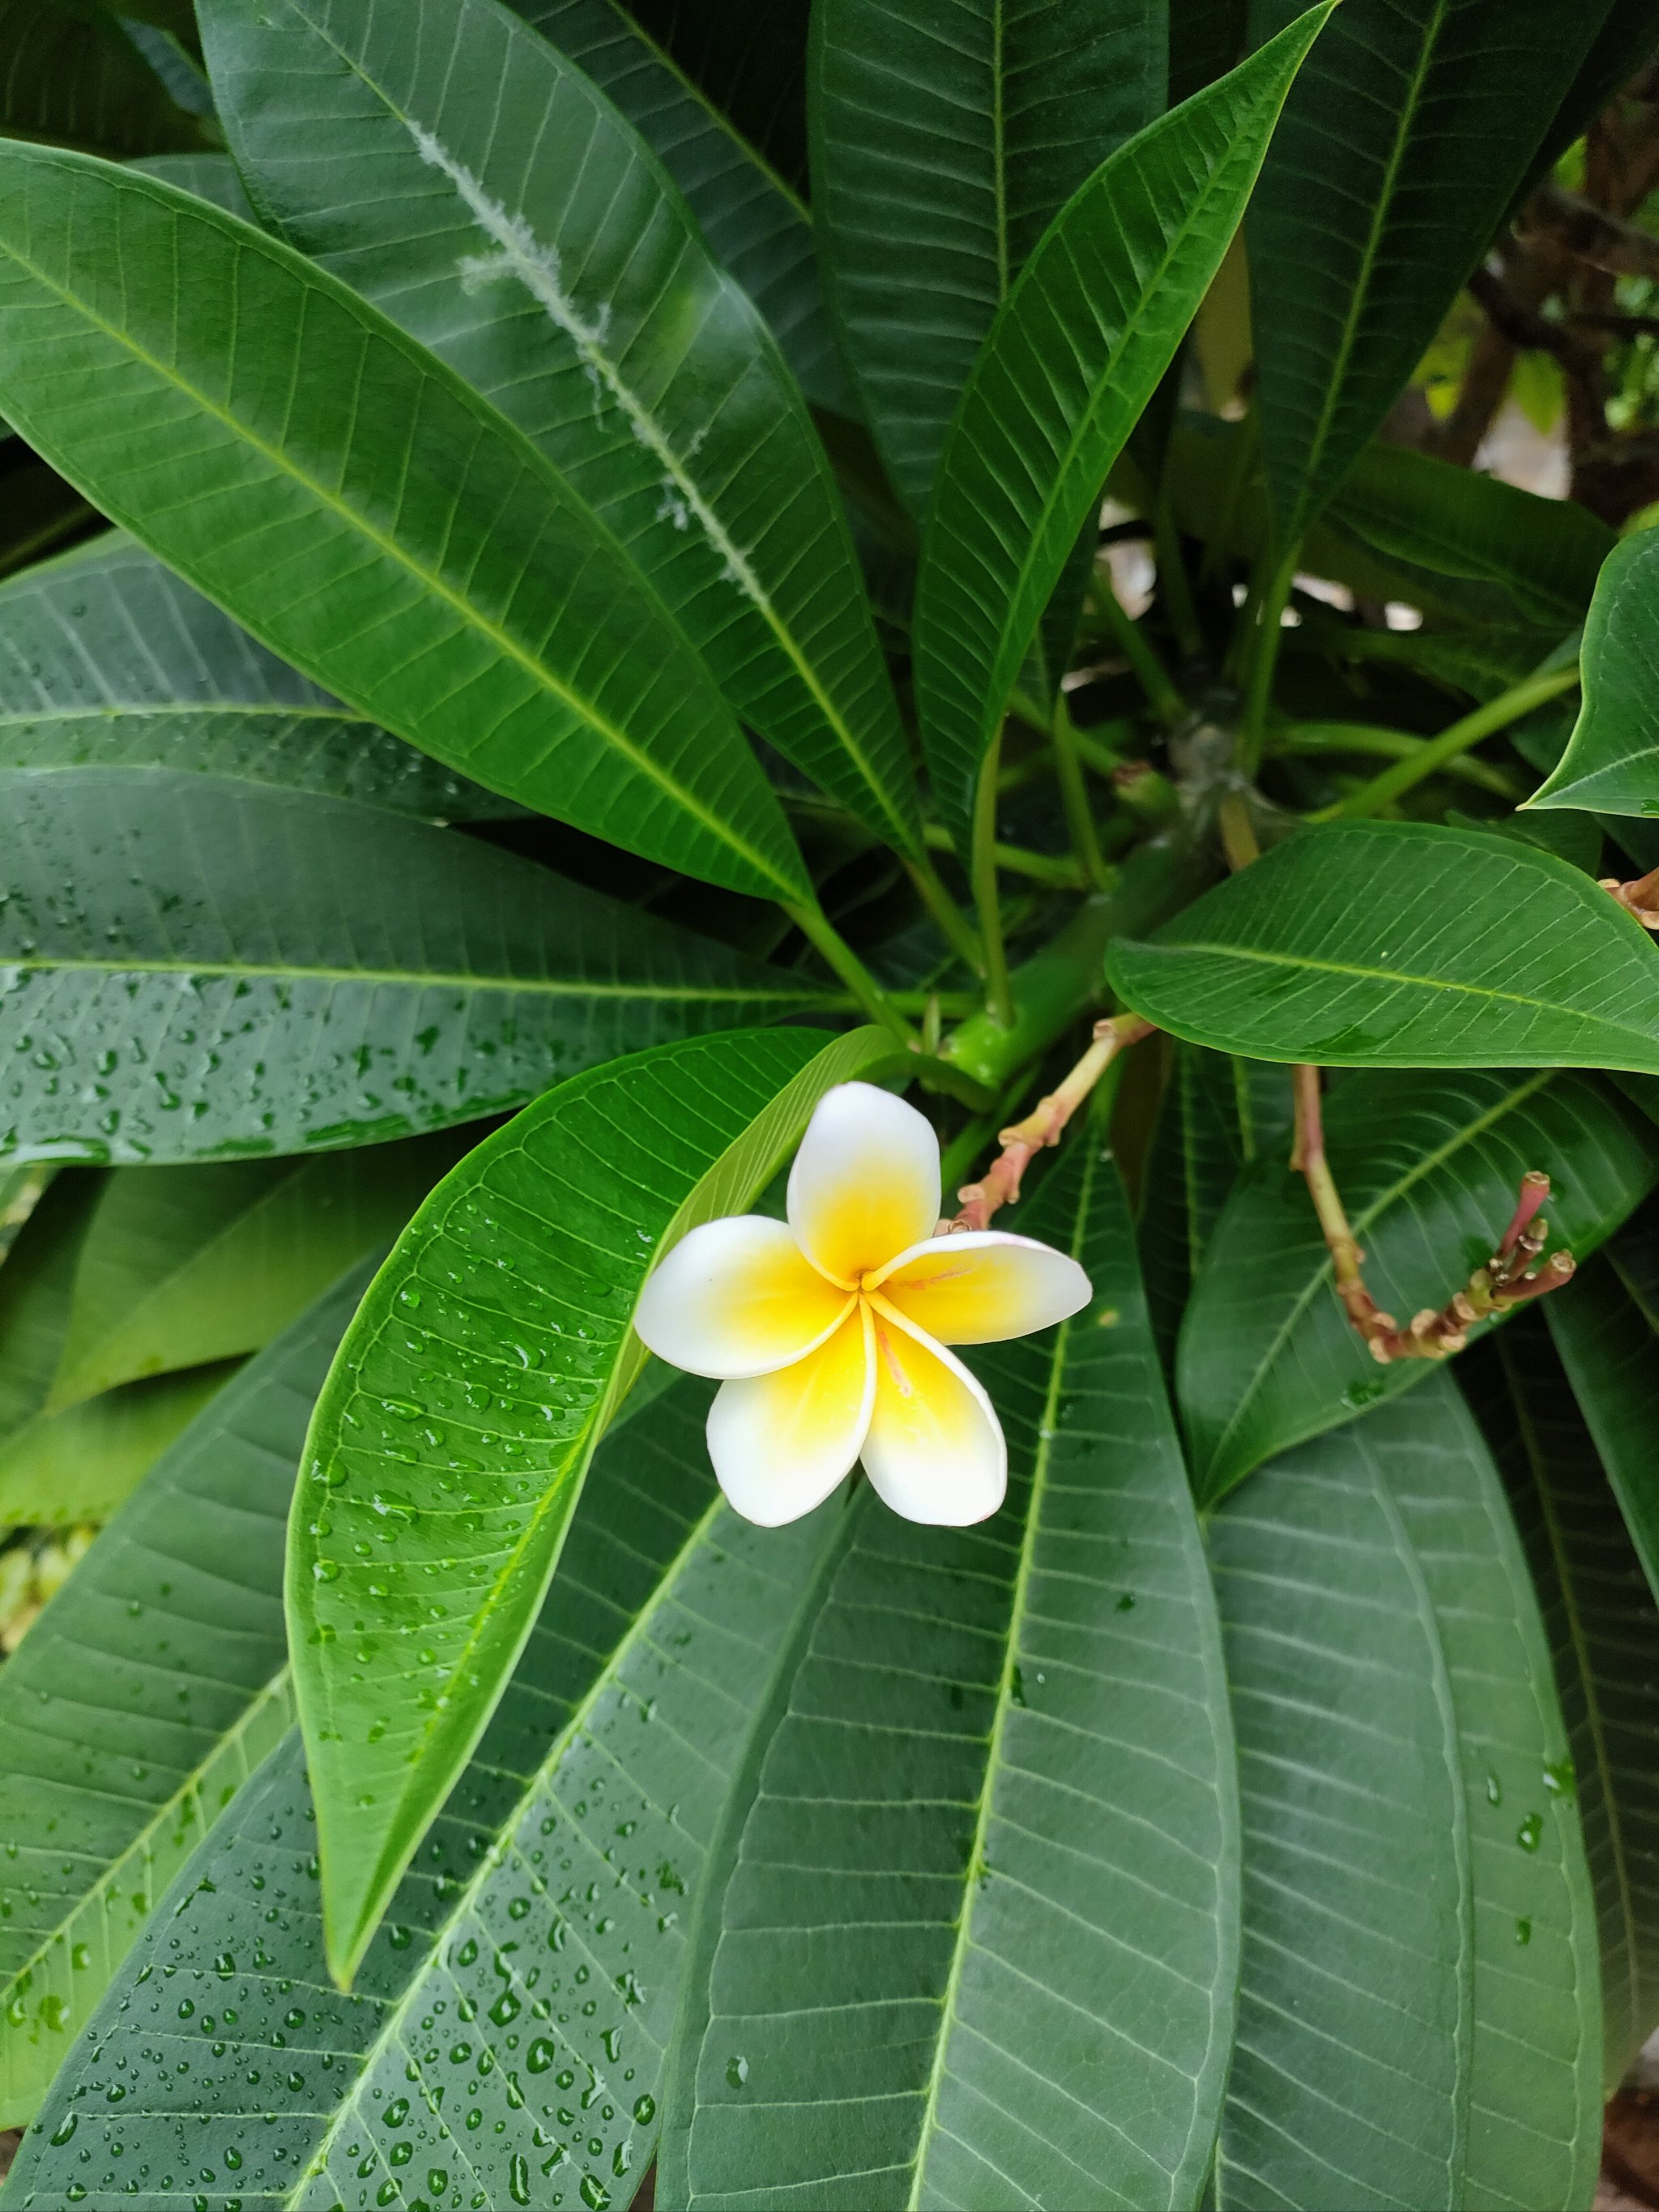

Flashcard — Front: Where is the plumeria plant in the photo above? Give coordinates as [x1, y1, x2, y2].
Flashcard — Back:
[3, 2, 1659, 2209]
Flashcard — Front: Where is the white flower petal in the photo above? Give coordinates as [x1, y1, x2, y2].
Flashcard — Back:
[706, 1306, 875, 1525]
[633, 1216, 851, 1379]
[787, 1081, 942, 1285]
[870, 1230, 1092, 1345]
[861, 1301, 1005, 1525]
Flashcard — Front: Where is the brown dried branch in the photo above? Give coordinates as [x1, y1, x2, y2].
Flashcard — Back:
[1603, 861, 1659, 928]
[1291, 1065, 1575, 1366]
[952, 1015, 1155, 1232]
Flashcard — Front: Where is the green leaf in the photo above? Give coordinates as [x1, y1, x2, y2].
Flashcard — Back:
[912, 9, 1331, 850]
[0, 145, 810, 903]
[0, 1362, 237, 1528]
[199, 0, 920, 857]
[1519, 0, 1659, 205]
[1137, 1043, 1294, 1372]
[0, 1162, 53, 1268]
[0, 769, 829, 1166]
[0, 1268, 376, 2128]
[0, 1372, 848, 2204]
[1107, 821, 1659, 1073]
[810, 0, 1169, 520]
[49, 1134, 470, 1410]
[511, 0, 852, 415]
[126, 152, 256, 222]
[625, 0, 812, 193]
[295, 1025, 900, 1986]
[0, 534, 521, 821]
[0, 1172, 103, 1451]
[662, 1144, 1240, 2210]
[1468, 1319, 1659, 2091]
[0, 0, 208, 159]
[1178, 1066, 1659, 1502]
[1171, 0, 1247, 104]
[1530, 530, 1659, 818]
[1210, 1373, 1601, 2210]
[1247, 0, 1606, 545]
[1546, 1217, 1659, 1604]
[1331, 442, 1614, 632]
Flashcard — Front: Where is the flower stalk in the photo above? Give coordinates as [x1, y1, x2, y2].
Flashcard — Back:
[1290, 1063, 1575, 1362]
[952, 1013, 1157, 1230]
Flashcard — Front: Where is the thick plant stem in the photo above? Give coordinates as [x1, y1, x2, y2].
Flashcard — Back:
[1088, 573, 1185, 727]
[952, 1014, 1156, 1230]
[1603, 859, 1659, 927]
[1051, 701, 1115, 890]
[1314, 664, 1580, 820]
[970, 731, 1016, 1029]
[1236, 547, 1297, 776]
[904, 854, 990, 973]
[784, 901, 918, 1046]
[1291, 1063, 1574, 1362]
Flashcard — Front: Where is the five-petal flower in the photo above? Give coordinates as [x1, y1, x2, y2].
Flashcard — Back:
[633, 1083, 1093, 1526]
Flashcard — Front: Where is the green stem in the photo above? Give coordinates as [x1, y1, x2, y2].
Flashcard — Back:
[1269, 722, 1525, 799]
[1237, 546, 1298, 777]
[1153, 482, 1205, 663]
[1201, 407, 1259, 587]
[970, 731, 1017, 1029]
[783, 901, 919, 1046]
[1049, 701, 1115, 891]
[1087, 573, 1185, 727]
[1310, 666, 1581, 820]
[903, 854, 990, 974]
[923, 825, 1082, 890]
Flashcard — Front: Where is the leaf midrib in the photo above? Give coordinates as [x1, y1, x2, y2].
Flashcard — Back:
[0, 172, 800, 901]
[1143, 935, 1656, 1042]
[289, 1492, 726, 2200]
[2, 954, 815, 1002]
[906, 1140, 1094, 2205]
[1202, 1069, 1559, 1480]
[1283, 0, 1448, 539]
[0, 703, 368, 726]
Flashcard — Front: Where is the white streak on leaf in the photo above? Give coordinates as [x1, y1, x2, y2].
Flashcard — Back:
[411, 126, 764, 605]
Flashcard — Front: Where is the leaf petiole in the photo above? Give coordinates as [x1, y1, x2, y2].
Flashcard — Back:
[1311, 664, 1580, 820]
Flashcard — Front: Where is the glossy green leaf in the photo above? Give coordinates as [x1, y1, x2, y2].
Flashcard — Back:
[296, 1025, 900, 1986]
[1469, 1320, 1659, 2091]
[0, 0, 208, 160]
[1546, 1213, 1659, 1603]
[1108, 821, 1659, 1073]
[0, 1172, 103, 1453]
[49, 1133, 470, 1410]
[663, 1144, 1240, 2210]
[0, 145, 810, 902]
[810, 0, 1168, 519]
[912, 9, 1330, 849]
[1178, 1065, 1659, 1502]
[0, 1376, 847, 2205]
[0, 769, 828, 1166]
[1331, 442, 1614, 632]
[126, 152, 256, 222]
[1137, 1043, 1294, 1372]
[1247, 0, 1605, 544]
[200, 0, 920, 857]
[626, 0, 812, 191]
[0, 1362, 237, 1527]
[1530, 530, 1659, 819]
[511, 0, 852, 414]
[0, 535, 519, 820]
[0, 1267, 374, 2129]
[1210, 1374, 1601, 2210]
[1520, 0, 1659, 204]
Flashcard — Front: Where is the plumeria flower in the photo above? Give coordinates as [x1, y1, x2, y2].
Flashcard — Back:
[633, 1082, 1092, 1528]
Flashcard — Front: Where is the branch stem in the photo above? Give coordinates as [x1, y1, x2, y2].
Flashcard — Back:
[970, 729, 1017, 1029]
[1087, 573, 1185, 727]
[1050, 700, 1116, 890]
[1311, 665, 1580, 820]
[903, 854, 991, 972]
[784, 901, 918, 1046]
[1237, 547, 1298, 777]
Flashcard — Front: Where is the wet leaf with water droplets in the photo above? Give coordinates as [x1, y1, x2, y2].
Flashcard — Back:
[294, 1025, 901, 1985]
[3, 1376, 845, 2208]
